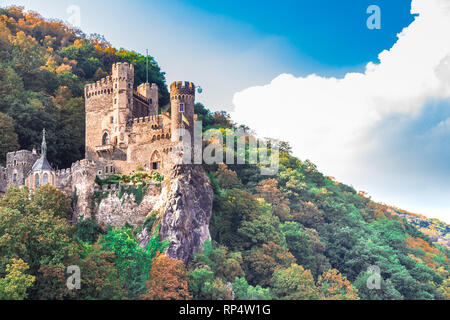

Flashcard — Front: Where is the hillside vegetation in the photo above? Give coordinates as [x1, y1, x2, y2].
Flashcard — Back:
[0, 6, 168, 168]
[0, 6, 449, 300]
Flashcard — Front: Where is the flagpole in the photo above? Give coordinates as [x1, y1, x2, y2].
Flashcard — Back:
[146, 49, 149, 84]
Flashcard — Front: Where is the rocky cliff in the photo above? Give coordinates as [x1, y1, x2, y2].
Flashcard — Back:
[155, 165, 214, 263]
[76, 164, 213, 263]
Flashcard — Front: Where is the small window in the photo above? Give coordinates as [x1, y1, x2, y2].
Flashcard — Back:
[128, 84, 131, 89]
[180, 103, 185, 112]
[102, 132, 110, 145]
[13, 160, 17, 166]
[43, 173, 48, 185]
[111, 117, 114, 124]
[128, 99, 131, 104]
[152, 162, 160, 170]
[13, 173, 17, 182]
[105, 166, 109, 174]
[114, 98, 117, 104]
[150, 98, 153, 104]
[35, 174, 40, 188]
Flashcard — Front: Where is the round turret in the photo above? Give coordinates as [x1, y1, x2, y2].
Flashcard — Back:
[170, 82, 195, 143]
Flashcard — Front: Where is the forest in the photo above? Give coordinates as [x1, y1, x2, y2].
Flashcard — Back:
[0, 6, 449, 300]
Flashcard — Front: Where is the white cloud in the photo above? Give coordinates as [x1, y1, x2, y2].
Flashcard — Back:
[231, 0, 450, 222]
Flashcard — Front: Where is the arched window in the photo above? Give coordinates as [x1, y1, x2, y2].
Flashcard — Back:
[35, 174, 40, 188]
[43, 173, 48, 185]
[102, 132, 110, 145]
[151, 151, 161, 170]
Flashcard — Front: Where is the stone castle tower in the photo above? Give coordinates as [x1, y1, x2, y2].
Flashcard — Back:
[84, 62, 196, 174]
[170, 81, 195, 143]
[0, 62, 197, 196]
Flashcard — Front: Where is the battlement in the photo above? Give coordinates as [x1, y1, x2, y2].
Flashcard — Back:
[71, 159, 96, 170]
[170, 81, 196, 97]
[85, 76, 114, 99]
[112, 62, 134, 80]
[112, 62, 134, 71]
[56, 168, 72, 176]
[132, 115, 163, 126]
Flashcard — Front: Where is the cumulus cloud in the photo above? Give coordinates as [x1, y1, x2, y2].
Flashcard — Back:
[231, 0, 450, 221]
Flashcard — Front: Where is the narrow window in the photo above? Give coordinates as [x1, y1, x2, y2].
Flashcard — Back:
[35, 174, 40, 188]
[180, 103, 185, 112]
[43, 173, 48, 185]
[105, 166, 109, 174]
[13, 173, 17, 182]
[102, 132, 110, 145]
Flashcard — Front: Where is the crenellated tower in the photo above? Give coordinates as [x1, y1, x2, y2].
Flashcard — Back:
[112, 62, 134, 146]
[170, 81, 195, 143]
[137, 82, 159, 115]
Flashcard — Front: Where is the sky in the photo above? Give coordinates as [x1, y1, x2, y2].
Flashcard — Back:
[1, 0, 449, 222]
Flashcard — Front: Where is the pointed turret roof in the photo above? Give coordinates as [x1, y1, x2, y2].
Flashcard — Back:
[31, 129, 53, 172]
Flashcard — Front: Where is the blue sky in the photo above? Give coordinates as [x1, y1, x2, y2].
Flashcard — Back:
[1, 0, 416, 108]
[2, 0, 450, 222]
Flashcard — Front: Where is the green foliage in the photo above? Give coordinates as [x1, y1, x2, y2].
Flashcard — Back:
[0, 258, 35, 300]
[95, 172, 164, 205]
[271, 264, 320, 300]
[0, 112, 19, 165]
[232, 277, 271, 300]
[98, 225, 167, 299]
[188, 268, 232, 300]
[75, 216, 105, 244]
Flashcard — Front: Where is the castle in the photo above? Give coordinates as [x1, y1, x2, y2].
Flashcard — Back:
[0, 62, 197, 198]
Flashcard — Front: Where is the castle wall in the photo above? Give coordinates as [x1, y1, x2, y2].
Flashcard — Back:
[6, 150, 39, 188]
[85, 77, 115, 161]
[70, 159, 97, 222]
[56, 167, 73, 195]
[0, 166, 7, 194]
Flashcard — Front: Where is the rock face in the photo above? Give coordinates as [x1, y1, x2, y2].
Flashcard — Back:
[95, 184, 161, 228]
[89, 164, 213, 264]
[157, 165, 214, 264]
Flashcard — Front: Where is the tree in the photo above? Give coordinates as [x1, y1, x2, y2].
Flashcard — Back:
[35, 245, 124, 300]
[213, 164, 241, 189]
[141, 254, 191, 300]
[271, 264, 319, 300]
[280, 222, 330, 277]
[0, 112, 19, 164]
[29, 185, 72, 220]
[0, 259, 35, 300]
[290, 201, 324, 229]
[232, 277, 271, 300]
[98, 226, 166, 299]
[255, 179, 290, 220]
[353, 270, 403, 300]
[192, 241, 244, 283]
[317, 269, 359, 300]
[244, 242, 295, 287]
